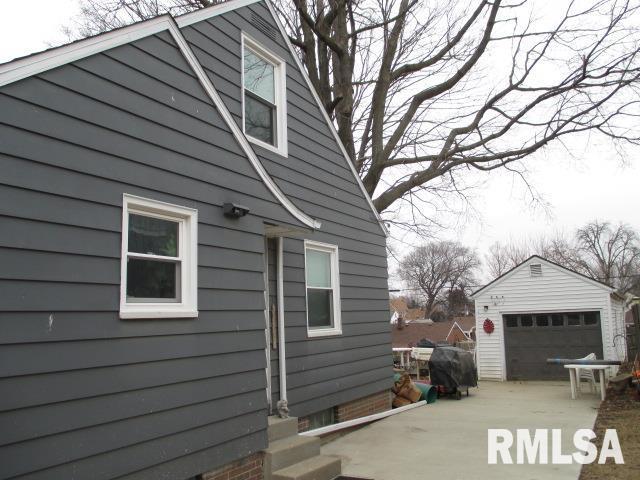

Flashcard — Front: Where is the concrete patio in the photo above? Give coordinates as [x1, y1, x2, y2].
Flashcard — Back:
[322, 381, 601, 480]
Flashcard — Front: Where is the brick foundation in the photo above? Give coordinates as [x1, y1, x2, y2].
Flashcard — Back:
[201, 452, 263, 480]
[335, 390, 392, 422]
[297, 416, 311, 433]
[297, 389, 392, 432]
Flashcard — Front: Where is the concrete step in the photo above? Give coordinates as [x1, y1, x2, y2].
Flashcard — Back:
[268, 415, 299, 442]
[264, 435, 321, 475]
[272, 455, 342, 480]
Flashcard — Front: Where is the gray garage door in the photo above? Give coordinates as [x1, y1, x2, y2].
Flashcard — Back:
[504, 312, 603, 380]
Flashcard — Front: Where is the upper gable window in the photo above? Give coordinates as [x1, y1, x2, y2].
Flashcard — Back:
[242, 34, 287, 156]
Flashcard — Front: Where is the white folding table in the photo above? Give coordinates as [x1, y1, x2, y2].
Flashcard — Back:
[411, 347, 434, 380]
[564, 364, 609, 401]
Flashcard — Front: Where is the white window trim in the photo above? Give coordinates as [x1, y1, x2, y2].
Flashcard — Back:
[304, 240, 342, 337]
[120, 194, 198, 319]
[241, 33, 288, 157]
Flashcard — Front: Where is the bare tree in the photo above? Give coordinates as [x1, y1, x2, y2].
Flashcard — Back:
[444, 285, 474, 317]
[575, 220, 640, 293]
[485, 235, 583, 277]
[65, 0, 640, 235]
[535, 236, 584, 272]
[485, 241, 531, 278]
[64, 0, 214, 38]
[399, 241, 479, 318]
[276, 0, 640, 233]
[484, 221, 640, 294]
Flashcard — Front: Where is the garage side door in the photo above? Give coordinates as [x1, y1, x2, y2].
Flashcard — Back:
[504, 312, 603, 380]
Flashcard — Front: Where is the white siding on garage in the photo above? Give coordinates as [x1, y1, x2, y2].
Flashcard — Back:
[473, 257, 619, 380]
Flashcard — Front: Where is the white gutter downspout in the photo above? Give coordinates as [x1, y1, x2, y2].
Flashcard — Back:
[277, 237, 287, 405]
[300, 400, 426, 436]
[606, 292, 613, 361]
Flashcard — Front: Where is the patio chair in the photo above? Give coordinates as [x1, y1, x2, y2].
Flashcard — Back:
[411, 347, 434, 380]
[576, 353, 598, 393]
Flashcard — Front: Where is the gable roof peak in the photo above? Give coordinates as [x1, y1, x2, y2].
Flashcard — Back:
[472, 254, 615, 297]
[175, 0, 263, 27]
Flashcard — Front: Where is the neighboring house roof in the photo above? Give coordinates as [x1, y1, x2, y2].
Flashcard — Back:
[471, 255, 616, 297]
[389, 298, 426, 322]
[389, 298, 408, 316]
[611, 291, 626, 302]
[0, 0, 388, 235]
[451, 316, 475, 333]
[405, 309, 427, 321]
[391, 319, 472, 348]
[390, 309, 426, 323]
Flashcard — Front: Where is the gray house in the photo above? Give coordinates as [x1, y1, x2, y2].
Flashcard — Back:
[0, 1, 391, 479]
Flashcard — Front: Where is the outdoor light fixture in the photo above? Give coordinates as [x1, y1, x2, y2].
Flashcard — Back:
[483, 305, 489, 312]
[223, 202, 250, 218]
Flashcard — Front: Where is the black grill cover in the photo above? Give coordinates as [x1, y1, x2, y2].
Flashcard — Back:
[428, 346, 478, 389]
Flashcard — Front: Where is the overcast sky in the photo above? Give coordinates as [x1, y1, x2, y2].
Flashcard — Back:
[0, 0, 78, 63]
[2, 0, 639, 286]
[455, 140, 640, 278]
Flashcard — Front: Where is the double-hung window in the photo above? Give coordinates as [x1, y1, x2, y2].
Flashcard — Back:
[120, 194, 198, 319]
[242, 34, 287, 156]
[305, 240, 342, 337]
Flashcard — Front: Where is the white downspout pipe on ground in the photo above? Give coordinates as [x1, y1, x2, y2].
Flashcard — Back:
[277, 237, 287, 404]
[299, 400, 427, 437]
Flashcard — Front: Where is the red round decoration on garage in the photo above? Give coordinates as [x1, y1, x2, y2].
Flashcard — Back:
[483, 318, 494, 334]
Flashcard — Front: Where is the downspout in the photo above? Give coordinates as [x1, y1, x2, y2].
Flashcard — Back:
[605, 292, 621, 376]
[277, 237, 287, 407]
[300, 401, 426, 437]
[606, 292, 613, 360]
[263, 239, 272, 411]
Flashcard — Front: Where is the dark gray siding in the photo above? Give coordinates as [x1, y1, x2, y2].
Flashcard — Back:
[182, 0, 392, 418]
[0, 31, 305, 479]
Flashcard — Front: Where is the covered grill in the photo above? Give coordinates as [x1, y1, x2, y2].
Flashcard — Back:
[428, 346, 478, 399]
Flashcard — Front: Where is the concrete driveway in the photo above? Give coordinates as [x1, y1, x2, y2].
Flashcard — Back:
[322, 381, 600, 480]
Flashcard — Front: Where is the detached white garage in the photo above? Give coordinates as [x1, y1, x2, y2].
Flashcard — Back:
[472, 256, 626, 381]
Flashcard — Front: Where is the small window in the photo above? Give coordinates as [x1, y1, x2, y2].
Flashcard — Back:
[567, 313, 581, 326]
[120, 195, 197, 319]
[535, 315, 549, 327]
[530, 264, 542, 277]
[242, 34, 287, 156]
[520, 315, 533, 327]
[306, 408, 335, 430]
[551, 313, 564, 326]
[505, 315, 518, 328]
[305, 240, 341, 337]
[584, 312, 599, 325]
